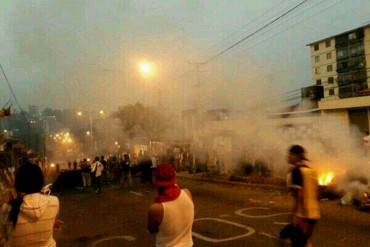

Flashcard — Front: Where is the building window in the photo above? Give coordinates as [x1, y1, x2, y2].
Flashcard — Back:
[329, 88, 335, 96]
[327, 65, 333, 72]
[315, 55, 320, 63]
[316, 79, 322, 85]
[348, 32, 357, 40]
[328, 77, 334, 84]
[325, 40, 331, 47]
[315, 67, 320, 74]
[314, 44, 319, 51]
[326, 52, 332, 60]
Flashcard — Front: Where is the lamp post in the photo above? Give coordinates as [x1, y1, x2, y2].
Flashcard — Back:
[138, 61, 161, 108]
[77, 110, 105, 155]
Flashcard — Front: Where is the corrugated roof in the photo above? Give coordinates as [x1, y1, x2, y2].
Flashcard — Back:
[307, 23, 370, 46]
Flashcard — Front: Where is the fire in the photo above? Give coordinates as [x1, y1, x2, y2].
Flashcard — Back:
[319, 172, 335, 186]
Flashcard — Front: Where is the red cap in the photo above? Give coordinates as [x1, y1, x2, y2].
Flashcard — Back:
[155, 163, 177, 188]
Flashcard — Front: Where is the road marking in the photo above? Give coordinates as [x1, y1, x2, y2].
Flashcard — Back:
[90, 235, 136, 246]
[235, 207, 291, 219]
[259, 231, 279, 240]
[129, 191, 143, 196]
[219, 214, 230, 218]
[249, 199, 262, 203]
[192, 217, 255, 243]
[274, 221, 289, 225]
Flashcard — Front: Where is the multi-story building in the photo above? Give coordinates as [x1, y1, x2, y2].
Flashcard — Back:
[307, 24, 370, 134]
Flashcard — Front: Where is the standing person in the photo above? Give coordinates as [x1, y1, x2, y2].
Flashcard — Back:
[148, 163, 194, 247]
[91, 157, 104, 193]
[73, 160, 78, 170]
[67, 161, 72, 170]
[2, 162, 62, 247]
[281, 145, 320, 247]
[80, 159, 91, 188]
[120, 154, 131, 188]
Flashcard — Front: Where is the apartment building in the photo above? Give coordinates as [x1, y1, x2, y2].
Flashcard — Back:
[308, 24, 370, 134]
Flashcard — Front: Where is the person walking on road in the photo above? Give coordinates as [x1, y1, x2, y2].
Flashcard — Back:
[148, 163, 194, 247]
[281, 145, 320, 247]
[91, 157, 104, 193]
[80, 159, 91, 188]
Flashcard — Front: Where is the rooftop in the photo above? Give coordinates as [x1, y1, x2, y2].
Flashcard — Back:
[307, 23, 370, 46]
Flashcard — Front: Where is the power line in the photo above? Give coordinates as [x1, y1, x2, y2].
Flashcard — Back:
[203, 0, 309, 64]
[0, 63, 25, 113]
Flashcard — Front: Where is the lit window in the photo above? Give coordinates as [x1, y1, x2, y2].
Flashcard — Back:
[326, 52, 332, 60]
[327, 65, 333, 72]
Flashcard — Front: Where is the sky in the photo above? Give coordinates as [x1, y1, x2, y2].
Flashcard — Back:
[0, 0, 370, 112]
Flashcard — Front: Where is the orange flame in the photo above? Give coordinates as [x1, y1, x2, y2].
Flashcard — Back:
[318, 172, 335, 186]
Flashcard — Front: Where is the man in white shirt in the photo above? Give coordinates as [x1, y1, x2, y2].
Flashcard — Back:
[91, 157, 104, 193]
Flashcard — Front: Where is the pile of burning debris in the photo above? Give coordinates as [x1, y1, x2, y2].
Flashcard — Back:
[318, 171, 370, 210]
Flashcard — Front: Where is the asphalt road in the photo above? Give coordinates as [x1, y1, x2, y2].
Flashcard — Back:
[55, 178, 370, 247]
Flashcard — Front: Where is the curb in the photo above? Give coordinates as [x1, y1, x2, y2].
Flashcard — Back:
[177, 174, 286, 191]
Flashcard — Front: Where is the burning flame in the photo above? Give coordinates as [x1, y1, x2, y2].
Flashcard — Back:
[319, 172, 335, 186]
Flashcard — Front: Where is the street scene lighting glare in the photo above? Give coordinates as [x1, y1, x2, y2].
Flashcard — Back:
[50, 163, 55, 168]
[99, 110, 104, 115]
[86, 131, 91, 136]
[139, 62, 154, 76]
[77, 111, 83, 116]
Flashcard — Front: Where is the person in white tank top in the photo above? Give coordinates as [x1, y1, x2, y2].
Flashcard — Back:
[148, 163, 194, 247]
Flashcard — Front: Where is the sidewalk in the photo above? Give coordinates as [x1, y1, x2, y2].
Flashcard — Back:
[177, 172, 286, 191]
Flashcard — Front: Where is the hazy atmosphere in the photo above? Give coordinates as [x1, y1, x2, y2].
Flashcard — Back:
[1, 1, 370, 247]
[1, 0, 369, 111]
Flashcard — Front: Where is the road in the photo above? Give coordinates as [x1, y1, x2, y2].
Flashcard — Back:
[55, 178, 370, 247]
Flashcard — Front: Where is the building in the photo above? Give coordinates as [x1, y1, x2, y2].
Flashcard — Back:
[308, 24, 370, 134]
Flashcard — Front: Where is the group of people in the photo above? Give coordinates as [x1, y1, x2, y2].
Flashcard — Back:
[0, 144, 320, 247]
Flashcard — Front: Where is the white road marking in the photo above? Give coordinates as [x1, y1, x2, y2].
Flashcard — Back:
[259, 232, 279, 240]
[192, 217, 255, 243]
[90, 235, 136, 246]
[249, 199, 262, 203]
[235, 207, 291, 219]
[129, 191, 143, 196]
[219, 214, 230, 218]
[274, 221, 289, 225]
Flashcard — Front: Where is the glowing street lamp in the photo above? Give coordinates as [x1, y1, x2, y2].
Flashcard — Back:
[86, 131, 91, 136]
[99, 110, 105, 116]
[77, 111, 83, 117]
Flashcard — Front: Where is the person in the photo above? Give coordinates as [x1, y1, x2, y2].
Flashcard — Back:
[2, 162, 62, 247]
[91, 157, 104, 193]
[73, 160, 78, 170]
[120, 154, 131, 188]
[148, 163, 194, 247]
[80, 159, 91, 188]
[67, 161, 72, 170]
[282, 145, 320, 247]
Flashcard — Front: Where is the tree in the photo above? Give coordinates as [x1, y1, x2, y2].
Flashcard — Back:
[113, 102, 172, 141]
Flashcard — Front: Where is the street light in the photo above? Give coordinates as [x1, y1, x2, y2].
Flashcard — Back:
[77, 111, 83, 117]
[86, 131, 91, 136]
[99, 110, 105, 116]
[139, 62, 153, 75]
